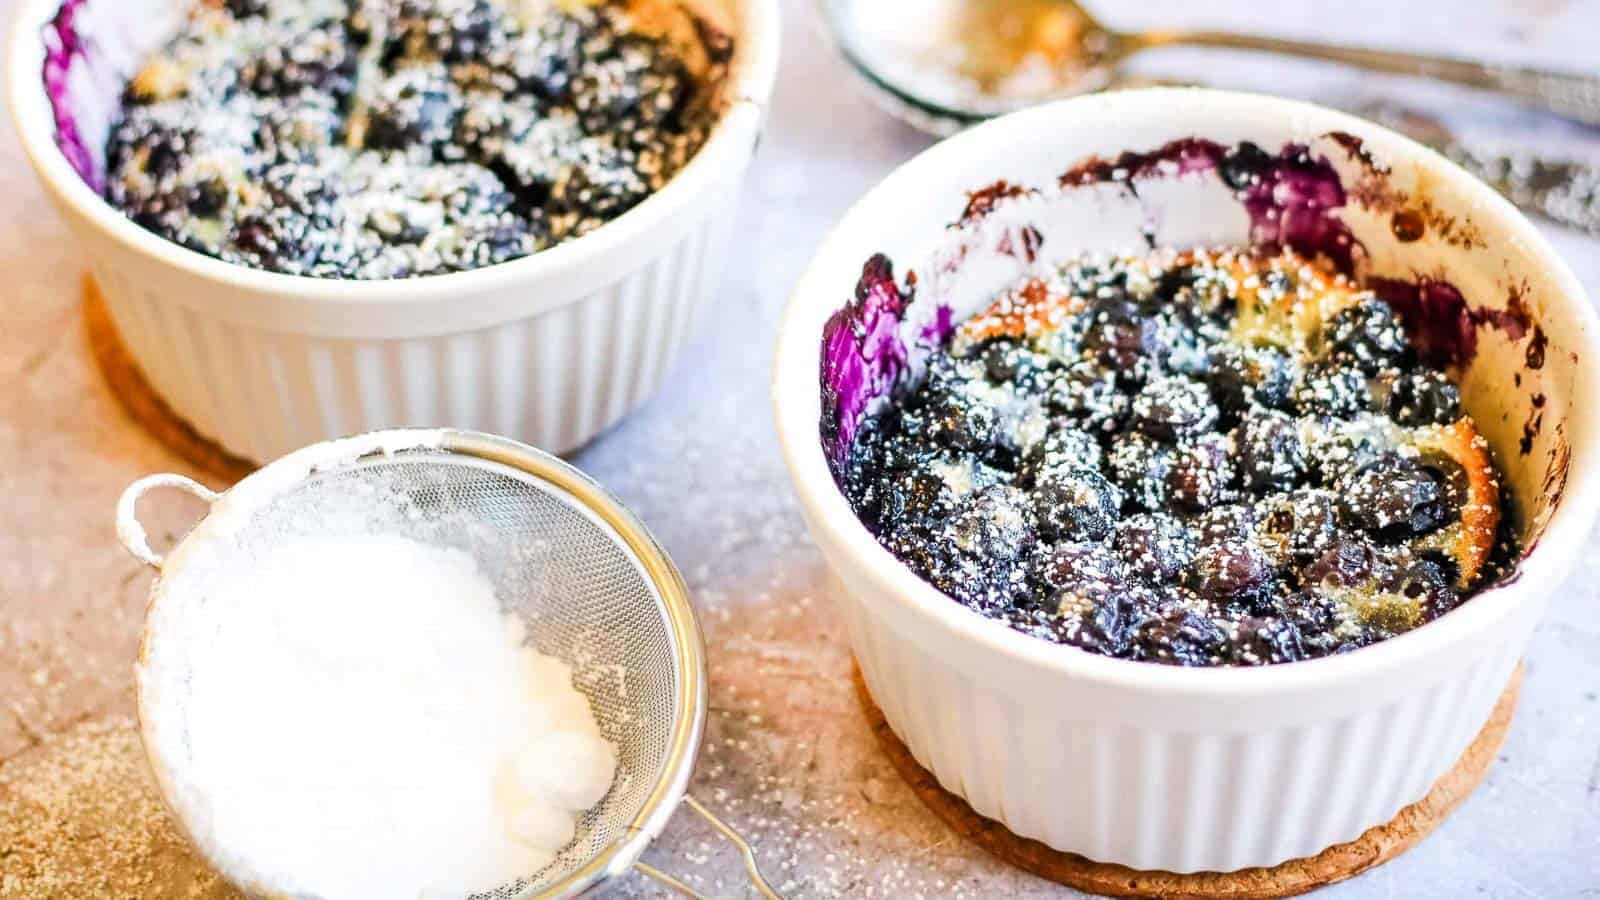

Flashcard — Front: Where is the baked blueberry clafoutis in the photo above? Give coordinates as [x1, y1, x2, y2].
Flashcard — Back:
[104, 0, 729, 279]
[839, 248, 1515, 666]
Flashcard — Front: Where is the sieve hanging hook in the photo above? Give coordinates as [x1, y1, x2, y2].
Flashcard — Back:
[116, 473, 219, 569]
[633, 795, 783, 899]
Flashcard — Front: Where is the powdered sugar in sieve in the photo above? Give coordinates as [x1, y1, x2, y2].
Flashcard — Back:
[117, 429, 783, 899]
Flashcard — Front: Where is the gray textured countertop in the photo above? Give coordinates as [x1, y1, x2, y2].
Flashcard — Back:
[2, 1, 1598, 897]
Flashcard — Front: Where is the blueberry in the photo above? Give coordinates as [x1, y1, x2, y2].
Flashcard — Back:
[1082, 299, 1159, 378]
[1046, 361, 1130, 433]
[927, 387, 1001, 453]
[1218, 141, 1275, 190]
[1382, 555, 1460, 620]
[1304, 417, 1388, 485]
[1323, 300, 1408, 374]
[1232, 409, 1308, 493]
[1020, 421, 1102, 482]
[1255, 489, 1339, 568]
[1282, 589, 1343, 640]
[1108, 433, 1173, 511]
[1302, 537, 1378, 589]
[389, 0, 514, 64]
[1031, 468, 1123, 542]
[571, 35, 690, 133]
[1113, 513, 1196, 583]
[1156, 261, 1233, 319]
[1294, 360, 1375, 417]
[1131, 376, 1218, 440]
[508, 14, 588, 99]
[876, 470, 954, 536]
[948, 485, 1034, 562]
[223, 0, 269, 16]
[230, 216, 282, 262]
[1386, 369, 1461, 426]
[242, 19, 355, 96]
[365, 66, 462, 154]
[1131, 605, 1230, 666]
[1207, 343, 1296, 414]
[1194, 503, 1257, 544]
[1337, 454, 1448, 542]
[1150, 312, 1216, 377]
[1167, 434, 1236, 513]
[188, 177, 230, 218]
[892, 484, 1036, 613]
[1053, 588, 1140, 657]
[981, 340, 1051, 388]
[1230, 616, 1306, 665]
[1031, 542, 1125, 598]
[1417, 452, 1469, 517]
[1187, 539, 1277, 612]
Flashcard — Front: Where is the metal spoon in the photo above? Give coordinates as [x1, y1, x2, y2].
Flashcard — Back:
[822, 0, 1600, 135]
[1352, 102, 1600, 238]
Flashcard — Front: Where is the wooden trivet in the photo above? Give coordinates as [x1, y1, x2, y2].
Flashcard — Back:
[855, 663, 1521, 899]
[83, 277, 256, 484]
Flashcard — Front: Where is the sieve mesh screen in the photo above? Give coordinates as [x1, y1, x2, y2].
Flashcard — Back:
[146, 449, 681, 898]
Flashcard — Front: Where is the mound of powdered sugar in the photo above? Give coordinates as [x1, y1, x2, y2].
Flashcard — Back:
[138, 532, 617, 899]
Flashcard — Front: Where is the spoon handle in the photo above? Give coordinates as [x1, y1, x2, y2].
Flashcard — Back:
[1132, 30, 1600, 127]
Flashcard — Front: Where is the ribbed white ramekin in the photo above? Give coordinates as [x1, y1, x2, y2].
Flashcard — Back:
[9, 0, 779, 460]
[774, 90, 1600, 872]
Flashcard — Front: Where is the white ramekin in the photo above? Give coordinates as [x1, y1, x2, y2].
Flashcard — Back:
[774, 89, 1600, 873]
[9, 0, 780, 461]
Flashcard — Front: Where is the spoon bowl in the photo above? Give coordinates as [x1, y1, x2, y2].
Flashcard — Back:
[821, 0, 1600, 135]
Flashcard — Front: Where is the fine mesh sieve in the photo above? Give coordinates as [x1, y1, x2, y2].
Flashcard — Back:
[116, 429, 783, 899]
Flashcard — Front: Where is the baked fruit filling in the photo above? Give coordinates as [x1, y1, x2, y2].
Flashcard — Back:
[841, 249, 1510, 666]
[104, 0, 729, 279]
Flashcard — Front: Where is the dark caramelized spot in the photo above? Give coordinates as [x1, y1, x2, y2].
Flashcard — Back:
[1391, 208, 1426, 242]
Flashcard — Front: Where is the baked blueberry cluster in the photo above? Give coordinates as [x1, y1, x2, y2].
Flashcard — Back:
[841, 249, 1509, 666]
[105, 0, 728, 279]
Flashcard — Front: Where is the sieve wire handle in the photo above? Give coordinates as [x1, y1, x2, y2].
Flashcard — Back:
[634, 795, 785, 899]
[116, 474, 220, 569]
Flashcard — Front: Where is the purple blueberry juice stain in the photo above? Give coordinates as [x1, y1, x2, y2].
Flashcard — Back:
[820, 254, 915, 481]
[1370, 276, 1479, 369]
[1371, 276, 1541, 372]
[1060, 138, 1362, 274]
[41, 0, 101, 192]
[1059, 137, 1227, 189]
[919, 301, 954, 347]
[1231, 144, 1361, 273]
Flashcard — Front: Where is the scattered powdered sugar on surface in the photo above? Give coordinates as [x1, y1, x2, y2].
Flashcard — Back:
[0, 717, 239, 898]
[138, 533, 616, 899]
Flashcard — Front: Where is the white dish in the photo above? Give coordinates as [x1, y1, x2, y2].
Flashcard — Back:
[9, 0, 781, 460]
[773, 88, 1600, 872]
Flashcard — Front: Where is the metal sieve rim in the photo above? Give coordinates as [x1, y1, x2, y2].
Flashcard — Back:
[121, 429, 708, 900]
[444, 431, 709, 899]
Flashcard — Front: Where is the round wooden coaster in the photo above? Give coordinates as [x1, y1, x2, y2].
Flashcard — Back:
[855, 663, 1521, 899]
[83, 277, 256, 484]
